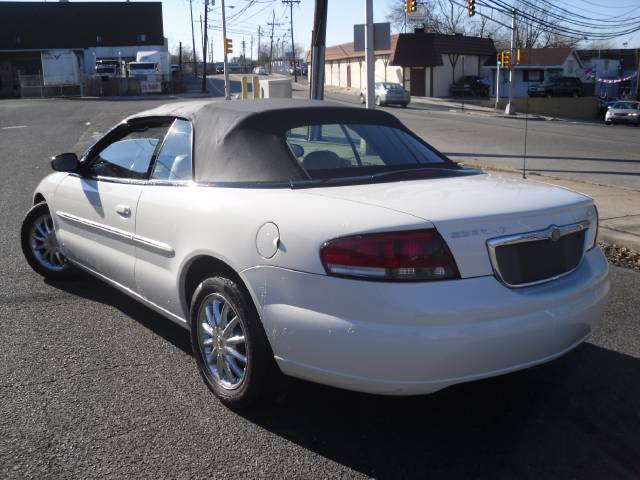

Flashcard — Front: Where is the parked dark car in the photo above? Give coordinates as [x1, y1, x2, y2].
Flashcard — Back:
[598, 96, 618, 119]
[449, 76, 489, 97]
[528, 77, 583, 97]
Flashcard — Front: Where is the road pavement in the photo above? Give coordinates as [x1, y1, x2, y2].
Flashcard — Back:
[1, 98, 639, 479]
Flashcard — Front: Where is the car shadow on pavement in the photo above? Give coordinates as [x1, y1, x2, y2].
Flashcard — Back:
[45, 273, 640, 478]
[45, 273, 191, 355]
[242, 344, 640, 479]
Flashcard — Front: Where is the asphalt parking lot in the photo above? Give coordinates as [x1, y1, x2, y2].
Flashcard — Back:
[1, 98, 639, 479]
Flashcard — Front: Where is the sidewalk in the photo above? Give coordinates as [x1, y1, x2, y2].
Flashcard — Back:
[473, 167, 640, 252]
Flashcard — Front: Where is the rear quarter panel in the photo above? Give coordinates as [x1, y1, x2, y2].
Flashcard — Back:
[133, 185, 430, 319]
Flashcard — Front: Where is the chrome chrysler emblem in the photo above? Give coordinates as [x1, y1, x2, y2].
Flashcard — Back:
[550, 227, 561, 242]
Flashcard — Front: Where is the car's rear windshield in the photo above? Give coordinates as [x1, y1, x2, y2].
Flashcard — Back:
[285, 123, 455, 180]
[96, 66, 115, 73]
[379, 83, 403, 89]
[129, 62, 156, 70]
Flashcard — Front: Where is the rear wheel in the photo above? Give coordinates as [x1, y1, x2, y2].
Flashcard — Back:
[20, 202, 76, 280]
[189, 276, 278, 409]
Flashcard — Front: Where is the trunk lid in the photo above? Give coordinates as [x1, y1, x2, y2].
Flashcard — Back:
[304, 172, 595, 278]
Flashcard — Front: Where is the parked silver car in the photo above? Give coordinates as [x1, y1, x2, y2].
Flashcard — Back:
[604, 101, 640, 126]
[360, 82, 410, 107]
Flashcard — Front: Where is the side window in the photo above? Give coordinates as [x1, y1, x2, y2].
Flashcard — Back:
[151, 119, 193, 181]
[87, 124, 168, 180]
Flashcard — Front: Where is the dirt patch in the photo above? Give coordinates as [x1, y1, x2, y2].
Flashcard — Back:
[600, 242, 640, 272]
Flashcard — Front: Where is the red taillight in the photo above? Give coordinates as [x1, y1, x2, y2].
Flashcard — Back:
[320, 229, 460, 281]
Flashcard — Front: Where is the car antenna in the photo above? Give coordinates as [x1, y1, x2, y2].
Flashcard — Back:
[522, 47, 531, 180]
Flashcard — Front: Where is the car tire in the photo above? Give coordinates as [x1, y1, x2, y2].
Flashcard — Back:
[189, 276, 279, 409]
[572, 91, 580, 98]
[20, 202, 77, 280]
[605, 120, 612, 125]
[546, 92, 553, 98]
[359, 94, 365, 105]
[375, 96, 382, 106]
[401, 103, 408, 108]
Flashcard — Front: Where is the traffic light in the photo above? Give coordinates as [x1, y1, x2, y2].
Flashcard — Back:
[501, 50, 511, 69]
[224, 38, 233, 55]
[516, 48, 523, 64]
[467, 0, 475, 17]
[496, 53, 502, 67]
[404, 0, 417, 13]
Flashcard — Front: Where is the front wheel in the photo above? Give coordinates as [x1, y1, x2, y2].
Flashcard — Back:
[375, 96, 382, 106]
[21, 202, 77, 280]
[359, 94, 365, 104]
[190, 276, 279, 409]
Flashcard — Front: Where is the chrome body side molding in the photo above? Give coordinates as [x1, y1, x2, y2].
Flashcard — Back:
[56, 211, 174, 256]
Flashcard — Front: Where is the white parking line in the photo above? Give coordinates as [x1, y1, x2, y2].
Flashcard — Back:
[1, 125, 27, 130]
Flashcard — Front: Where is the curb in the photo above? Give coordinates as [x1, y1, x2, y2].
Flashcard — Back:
[598, 227, 640, 253]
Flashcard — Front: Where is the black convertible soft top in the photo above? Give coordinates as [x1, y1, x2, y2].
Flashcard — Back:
[126, 99, 408, 183]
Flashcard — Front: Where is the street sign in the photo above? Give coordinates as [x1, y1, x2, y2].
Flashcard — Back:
[354, 22, 391, 52]
[406, 5, 427, 23]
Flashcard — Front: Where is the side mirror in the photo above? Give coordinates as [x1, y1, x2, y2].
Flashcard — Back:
[51, 153, 79, 172]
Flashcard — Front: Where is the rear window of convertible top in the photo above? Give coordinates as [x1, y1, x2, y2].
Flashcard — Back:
[285, 123, 455, 180]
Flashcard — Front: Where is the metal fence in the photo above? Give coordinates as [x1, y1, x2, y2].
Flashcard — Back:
[17, 73, 181, 98]
[18, 74, 82, 98]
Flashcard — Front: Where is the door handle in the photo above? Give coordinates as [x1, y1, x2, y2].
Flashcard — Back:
[116, 205, 131, 218]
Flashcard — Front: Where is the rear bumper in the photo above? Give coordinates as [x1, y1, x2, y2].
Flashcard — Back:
[381, 94, 410, 104]
[242, 248, 609, 395]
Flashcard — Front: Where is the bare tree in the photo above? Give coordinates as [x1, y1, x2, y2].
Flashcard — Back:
[436, 0, 467, 34]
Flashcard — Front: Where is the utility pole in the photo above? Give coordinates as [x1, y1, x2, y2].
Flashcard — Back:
[505, 8, 516, 115]
[257, 26, 261, 65]
[241, 38, 246, 73]
[250, 35, 254, 71]
[221, 0, 230, 99]
[201, 0, 208, 93]
[267, 10, 278, 74]
[309, 0, 328, 99]
[282, 0, 300, 82]
[364, 0, 375, 109]
[189, 0, 198, 76]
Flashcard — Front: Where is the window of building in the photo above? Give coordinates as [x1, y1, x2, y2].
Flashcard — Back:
[523, 70, 544, 82]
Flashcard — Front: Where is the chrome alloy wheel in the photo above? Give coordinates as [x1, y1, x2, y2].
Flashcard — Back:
[29, 214, 67, 272]
[197, 293, 248, 390]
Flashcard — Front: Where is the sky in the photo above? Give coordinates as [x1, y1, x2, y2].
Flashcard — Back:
[9, 0, 640, 60]
[159, 0, 640, 61]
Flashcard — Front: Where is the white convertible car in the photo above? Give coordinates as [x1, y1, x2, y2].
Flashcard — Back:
[22, 99, 610, 408]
